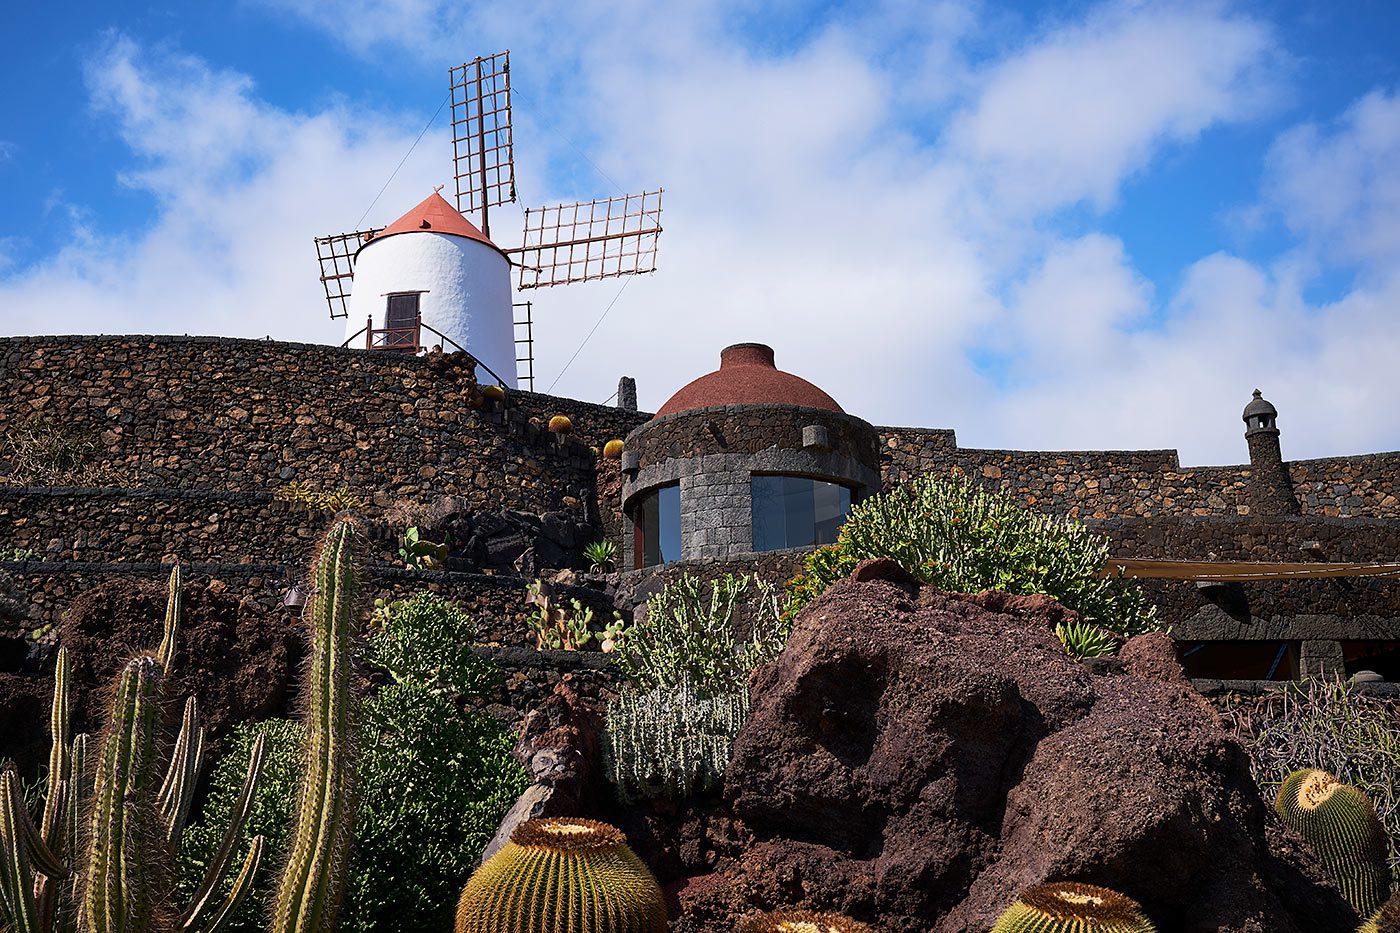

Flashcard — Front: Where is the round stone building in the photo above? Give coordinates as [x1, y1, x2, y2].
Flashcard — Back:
[619, 343, 880, 568]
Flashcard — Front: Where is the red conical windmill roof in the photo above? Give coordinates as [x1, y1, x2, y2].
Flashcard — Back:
[356, 191, 505, 258]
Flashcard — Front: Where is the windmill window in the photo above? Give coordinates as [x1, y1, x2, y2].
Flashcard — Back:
[751, 475, 852, 552]
[386, 293, 421, 328]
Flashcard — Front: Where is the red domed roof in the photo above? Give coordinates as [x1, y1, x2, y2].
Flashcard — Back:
[356, 191, 504, 257]
[655, 344, 843, 417]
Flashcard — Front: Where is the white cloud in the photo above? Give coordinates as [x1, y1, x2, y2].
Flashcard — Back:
[3, 3, 1397, 465]
[1264, 89, 1400, 269]
[0, 141, 15, 162]
[949, 2, 1279, 216]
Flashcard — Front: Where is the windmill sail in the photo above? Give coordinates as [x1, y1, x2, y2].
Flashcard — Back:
[509, 190, 663, 290]
[314, 228, 383, 319]
[450, 51, 516, 235]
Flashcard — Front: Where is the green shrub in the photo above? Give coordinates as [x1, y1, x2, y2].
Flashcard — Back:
[784, 472, 1157, 639]
[603, 683, 748, 803]
[178, 719, 305, 933]
[1223, 680, 1400, 885]
[179, 594, 527, 933]
[614, 572, 789, 696]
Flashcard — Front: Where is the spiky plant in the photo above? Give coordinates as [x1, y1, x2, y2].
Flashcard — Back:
[737, 909, 875, 932]
[454, 818, 666, 933]
[1276, 768, 1391, 916]
[480, 384, 506, 403]
[1056, 621, 1119, 661]
[0, 566, 265, 933]
[271, 519, 363, 933]
[1360, 893, 1400, 932]
[547, 415, 573, 434]
[991, 882, 1157, 932]
[602, 439, 625, 460]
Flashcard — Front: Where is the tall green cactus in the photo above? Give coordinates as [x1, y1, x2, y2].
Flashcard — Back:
[991, 882, 1158, 933]
[271, 519, 363, 933]
[0, 565, 266, 933]
[1359, 893, 1400, 933]
[1276, 768, 1392, 916]
[455, 818, 667, 933]
[81, 654, 167, 933]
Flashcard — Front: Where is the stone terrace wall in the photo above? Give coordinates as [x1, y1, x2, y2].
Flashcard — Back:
[1289, 453, 1400, 518]
[1093, 515, 1400, 563]
[880, 426, 1400, 521]
[0, 336, 648, 506]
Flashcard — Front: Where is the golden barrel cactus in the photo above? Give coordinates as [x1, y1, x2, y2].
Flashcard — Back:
[602, 439, 625, 460]
[738, 909, 875, 932]
[455, 818, 666, 933]
[1275, 768, 1391, 916]
[1359, 893, 1400, 932]
[991, 882, 1157, 932]
[548, 415, 573, 434]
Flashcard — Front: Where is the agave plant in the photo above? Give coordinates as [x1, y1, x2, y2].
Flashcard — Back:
[1056, 620, 1120, 661]
[584, 540, 617, 573]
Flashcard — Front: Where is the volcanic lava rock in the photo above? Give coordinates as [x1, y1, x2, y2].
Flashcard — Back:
[682, 572, 1354, 932]
[59, 577, 298, 749]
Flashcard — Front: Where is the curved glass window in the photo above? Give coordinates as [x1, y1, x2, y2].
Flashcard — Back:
[634, 484, 681, 568]
[751, 475, 852, 552]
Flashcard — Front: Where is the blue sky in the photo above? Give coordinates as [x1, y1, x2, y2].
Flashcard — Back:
[1, 1, 1398, 464]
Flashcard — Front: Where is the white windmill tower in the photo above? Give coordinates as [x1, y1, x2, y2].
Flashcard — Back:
[314, 51, 663, 389]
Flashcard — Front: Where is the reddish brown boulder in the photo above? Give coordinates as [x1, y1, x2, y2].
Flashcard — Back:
[689, 575, 1353, 932]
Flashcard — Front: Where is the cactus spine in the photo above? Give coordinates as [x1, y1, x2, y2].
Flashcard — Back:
[1360, 893, 1400, 933]
[737, 909, 876, 932]
[991, 882, 1157, 933]
[81, 654, 167, 933]
[1276, 768, 1391, 916]
[271, 519, 363, 933]
[455, 818, 667, 933]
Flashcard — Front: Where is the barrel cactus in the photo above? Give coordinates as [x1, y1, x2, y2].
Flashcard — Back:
[738, 909, 875, 932]
[548, 415, 573, 434]
[991, 882, 1157, 932]
[481, 384, 506, 403]
[1276, 768, 1391, 915]
[454, 818, 666, 933]
[602, 439, 625, 460]
[1360, 893, 1400, 933]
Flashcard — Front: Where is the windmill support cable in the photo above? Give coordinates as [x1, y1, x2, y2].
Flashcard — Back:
[509, 85, 626, 197]
[546, 277, 632, 394]
[355, 91, 452, 231]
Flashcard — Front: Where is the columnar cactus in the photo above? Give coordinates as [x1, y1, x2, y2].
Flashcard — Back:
[0, 566, 265, 933]
[271, 519, 363, 933]
[991, 882, 1158, 932]
[1276, 768, 1391, 916]
[81, 654, 166, 933]
[737, 909, 875, 932]
[454, 818, 667, 933]
[1360, 893, 1400, 933]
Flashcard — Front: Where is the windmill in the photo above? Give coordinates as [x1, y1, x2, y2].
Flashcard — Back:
[313, 51, 663, 390]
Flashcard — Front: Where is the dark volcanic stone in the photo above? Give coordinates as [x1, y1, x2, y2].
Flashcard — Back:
[58, 577, 299, 753]
[685, 576, 1354, 933]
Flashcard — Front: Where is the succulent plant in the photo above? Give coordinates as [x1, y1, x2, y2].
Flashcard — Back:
[547, 415, 573, 434]
[271, 519, 363, 933]
[991, 882, 1157, 932]
[481, 384, 506, 402]
[1360, 893, 1400, 933]
[1276, 768, 1391, 915]
[737, 909, 875, 932]
[454, 818, 666, 933]
[603, 683, 748, 803]
[602, 439, 625, 460]
[584, 539, 617, 573]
